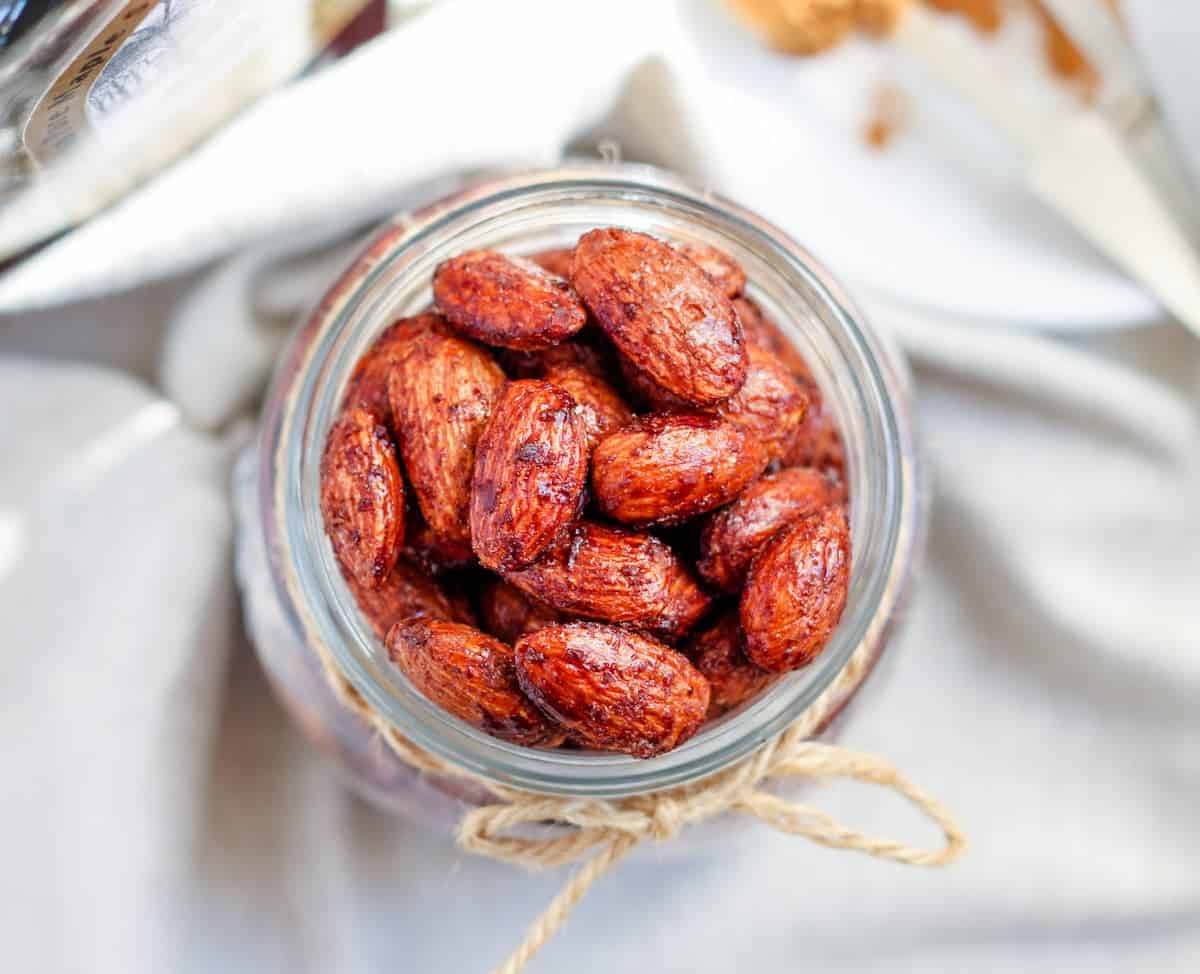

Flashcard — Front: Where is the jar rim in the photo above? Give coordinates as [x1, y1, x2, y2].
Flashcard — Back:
[264, 162, 921, 799]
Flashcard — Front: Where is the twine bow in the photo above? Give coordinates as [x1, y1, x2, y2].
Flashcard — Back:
[459, 724, 966, 974]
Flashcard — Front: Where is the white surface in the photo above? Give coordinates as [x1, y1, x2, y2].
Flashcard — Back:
[5, 0, 1198, 332]
[885, 6, 1200, 338]
[2, 1, 1200, 971]
[1026, 111, 1200, 339]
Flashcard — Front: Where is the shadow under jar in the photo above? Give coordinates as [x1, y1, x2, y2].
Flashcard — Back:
[234, 161, 925, 828]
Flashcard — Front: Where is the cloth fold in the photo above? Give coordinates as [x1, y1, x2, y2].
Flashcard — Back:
[0, 360, 239, 972]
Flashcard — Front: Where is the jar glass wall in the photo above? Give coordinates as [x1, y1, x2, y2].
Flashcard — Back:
[235, 162, 923, 820]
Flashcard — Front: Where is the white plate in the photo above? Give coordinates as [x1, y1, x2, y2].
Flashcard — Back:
[676, 0, 1160, 331]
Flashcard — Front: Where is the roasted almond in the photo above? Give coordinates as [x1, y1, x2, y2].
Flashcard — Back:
[781, 395, 848, 500]
[741, 505, 851, 672]
[717, 345, 810, 462]
[340, 313, 434, 423]
[504, 521, 711, 641]
[478, 578, 561, 643]
[386, 618, 563, 746]
[542, 361, 633, 450]
[351, 560, 477, 639]
[527, 246, 576, 280]
[697, 466, 835, 592]
[616, 355, 691, 413]
[470, 379, 588, 572]
[591, 413, 768, 527]
[514, 623, 710, 757]
[684, 610, 776, 717]
[433, 250, 587, 350]
[572, 228, 747, 406]
[732, 299, 846, 495]
[401, 504, 476, 575]
[496, 332, 615, 380]
[733, 296, 813, 379]
[320, 407, 404, 590]
[679, 242, 746, 298]
[388, 317, 505, 548]
[619, 343, 807, 466]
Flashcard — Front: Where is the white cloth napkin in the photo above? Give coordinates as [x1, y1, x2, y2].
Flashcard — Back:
[1, 1, 1199, 971]
[0, 0, 678, 312]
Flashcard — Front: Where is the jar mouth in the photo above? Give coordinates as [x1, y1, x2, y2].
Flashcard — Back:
[266, 162, 919, 799]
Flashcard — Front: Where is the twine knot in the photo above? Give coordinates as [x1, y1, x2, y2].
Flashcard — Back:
[647, 797, 684, 841]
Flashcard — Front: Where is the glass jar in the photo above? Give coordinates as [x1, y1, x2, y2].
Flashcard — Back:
[0, 1, 386, 258]
[234, 161, 924, 829]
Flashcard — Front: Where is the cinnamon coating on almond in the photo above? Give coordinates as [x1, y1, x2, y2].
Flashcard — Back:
[388, 317, 505, 549]
[387, 619, 563, 746]
[741, 505, 851, 672]
[515, 623, 709, 757]
[698, 466, 836, 592]
[504, 521, 711, 641]
[434, 250, 586, 350]
[572, 228, 747, 406]
[470, 379, 588, 572]
[685, 611, 776, 717]
[591, 413, 768, 527]
[320, 407, 404, 590]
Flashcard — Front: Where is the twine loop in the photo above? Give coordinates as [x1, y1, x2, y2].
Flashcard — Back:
[457, 735, 965, 974]
[459, 739, 965, 873]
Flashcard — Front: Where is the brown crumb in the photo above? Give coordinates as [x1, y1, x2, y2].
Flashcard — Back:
[725, 0, 858, 55]
[729, 0, 1104, 111]
[863, 80, 909, 150]
[1029, 0, 1100, 102]
[924, 0, 1006, 34]
[855, 0, 913, 36]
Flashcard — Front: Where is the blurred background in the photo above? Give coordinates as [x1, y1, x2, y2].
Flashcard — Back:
[1, 1, 1197, 971]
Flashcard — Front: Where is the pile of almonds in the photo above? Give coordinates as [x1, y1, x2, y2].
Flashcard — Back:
[320, 228, 850, 759]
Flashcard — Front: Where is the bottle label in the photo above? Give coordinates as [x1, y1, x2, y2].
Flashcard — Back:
[2, 0, 384, 261]
[22, 1, 156, 166]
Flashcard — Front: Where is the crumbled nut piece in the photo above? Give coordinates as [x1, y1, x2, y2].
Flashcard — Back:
[727, 0, 858, 54]
[856, 0, 912, 36]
